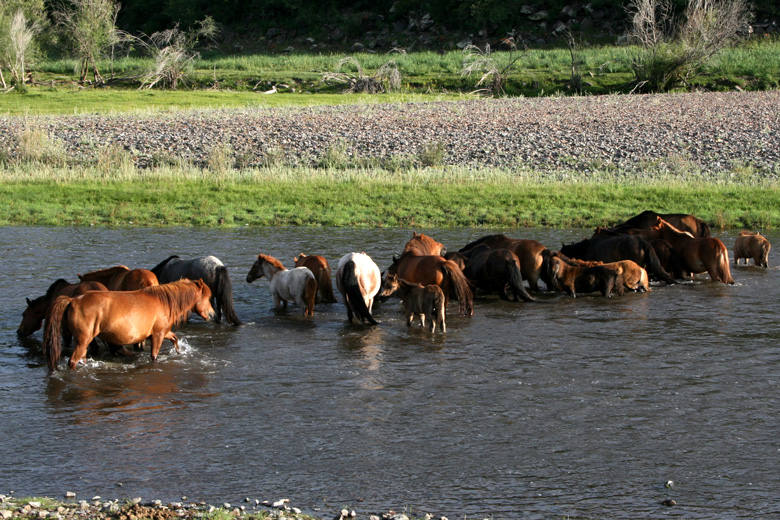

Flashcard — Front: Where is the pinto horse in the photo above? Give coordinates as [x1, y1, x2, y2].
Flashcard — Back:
[43, 279, 214, 371]
[403, 232, 446, 256]
[459, 234, 549, 291]
[649, 219, 734, 284]
[246, 254, 317, 316]
[560, 233, 676, 284]
[386, 251, 473, 316]
[461, 244, 535, 302]
[78, 265, 158, 291]
[151, 255, 241, 325]
[336, 252, 382, 325]
[294, 254, 337, 303]
[18, 279, 108, 337]
[611, 210, 711, 237]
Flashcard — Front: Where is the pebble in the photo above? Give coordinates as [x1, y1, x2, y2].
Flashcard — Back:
[1, 92, 777, 177]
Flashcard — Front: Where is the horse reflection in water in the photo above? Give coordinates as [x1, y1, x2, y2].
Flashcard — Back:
[339, 326, 386, 391]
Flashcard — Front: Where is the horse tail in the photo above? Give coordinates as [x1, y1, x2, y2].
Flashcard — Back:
[442, 261, 473, 316]
[214, 265, 241, 326]
[507, 260, 535, 302]
[341, 260, 378, 325]
[43, 296, 71, 372]
[643, 241, 676, 285]
[150, 255, 180, 278]
[304, 276, 317, 316]
[718, 243, 735, 284]
[317, 266, 337, 303]
[699, 220, 712, 238]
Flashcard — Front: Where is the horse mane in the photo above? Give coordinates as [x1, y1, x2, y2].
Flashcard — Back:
[738, 230, 760, 236]
[143, 280, 203, 325]
[657, 218, 695, 238]
[44, 278, 71, 298]
[257, 254, 286, 271]
[80, 265, 130, 279]
[150, 255, 181, 275]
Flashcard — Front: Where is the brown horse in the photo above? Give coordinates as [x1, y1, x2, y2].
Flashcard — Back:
[381, 274, 446, 333]
[403, 231, 446, 256]
[548, 256, 624, 298]
[294, 253, 337, 303]
[18, 279, 108, 337]
[459, 234, 549, 291]
[650, 218, 734, 284]
[461, 245, 535, 302]
[612, 210, 711, 237]
[734, 231, 771, 268]
[385, 251, 473, 316]
[547, 252, 650, 293]
[43, 279, 214, 371]
[78, 265, 159, 291]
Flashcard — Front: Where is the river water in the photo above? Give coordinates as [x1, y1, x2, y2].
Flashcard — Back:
[1, 226, 779, 519]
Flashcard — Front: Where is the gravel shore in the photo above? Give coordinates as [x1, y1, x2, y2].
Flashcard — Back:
[1, 91, 779, 176]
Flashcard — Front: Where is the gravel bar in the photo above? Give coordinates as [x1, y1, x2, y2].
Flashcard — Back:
[1, 91, 778, 175]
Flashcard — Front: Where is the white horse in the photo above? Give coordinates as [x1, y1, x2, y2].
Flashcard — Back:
[336, 252, 381, 325]
[246, 254, 317, 316]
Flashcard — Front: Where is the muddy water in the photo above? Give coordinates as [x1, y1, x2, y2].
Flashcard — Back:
[2, 226, 780, 519]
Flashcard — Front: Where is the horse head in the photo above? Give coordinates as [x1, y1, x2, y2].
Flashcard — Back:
[192, 279, 215, 321]
[380, 272, 400, 300]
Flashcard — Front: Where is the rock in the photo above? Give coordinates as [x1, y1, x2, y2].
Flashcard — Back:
[560, 5, 578, 18]
[529, 10, 548, 20]
[456, 38, 472, 49]
[0, 511, 12, 519]
[64, 492, 76, 499]
[273, 499, 289, 508]
[661, 499, 677, 507]
[520, 5, 535, 15]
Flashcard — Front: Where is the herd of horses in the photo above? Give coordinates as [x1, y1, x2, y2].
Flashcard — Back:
[17, 210, 772, 371]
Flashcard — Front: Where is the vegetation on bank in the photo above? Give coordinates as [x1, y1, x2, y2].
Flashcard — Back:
[1, 163, 778, 229]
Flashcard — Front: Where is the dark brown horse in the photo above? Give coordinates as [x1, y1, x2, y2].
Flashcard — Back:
[461, 245, 535, 302]
[648, 219, 734, 284]
[18, 279, 108, 337]
[403, 231, 446, 256]
[560, 233, 676, 284]
[611, 210, 711, 237]
[381, 273, 447, 333]
[78, 265, 159, 291]
[385, 251, 473, 316]
[43, 279, 214, 370]
[459, 234, 549, 291]
[294, 253, 337, 303]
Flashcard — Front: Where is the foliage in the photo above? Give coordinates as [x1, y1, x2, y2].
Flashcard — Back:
[626, 0, 754, 92]
[321, 56, 401, 94]
[54, 0, 120, 83]
[0, 0, 46, 87]
[461, 38, 528, 96]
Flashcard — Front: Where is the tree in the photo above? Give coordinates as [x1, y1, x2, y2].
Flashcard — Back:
[56, 0, 120, 83]
[0, 0, 46, 88]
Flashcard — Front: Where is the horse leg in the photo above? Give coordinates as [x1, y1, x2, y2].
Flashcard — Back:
[165, 332, 180, 353]
[149, 333, 166, 361]
[68, 337, 92, 369]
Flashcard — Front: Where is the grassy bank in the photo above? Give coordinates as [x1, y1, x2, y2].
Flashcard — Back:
[4, 38, 778, 116]
[2, 164, 778, 229]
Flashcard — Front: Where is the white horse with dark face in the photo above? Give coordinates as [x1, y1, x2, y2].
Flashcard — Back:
[246, 254, 317, 316]
[151, 255, 241, 325]
[336, 252, 381, 325]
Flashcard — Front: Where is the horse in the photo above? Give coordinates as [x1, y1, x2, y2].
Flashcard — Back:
[18, 279, 108, 337]
[560, 233, 676, 284]
[294, 254, 337, 303]
[336, 252, 382, 325]
[547, 251, 651, 293]
[460, 244, 535, 302]
[43, 279, 214, 371]
[403, 231, 446, 256]
[647, 219, 734, 284]
[611, 210, 711, 237]
[386, 251, 473, 316]
[548, 256, 624, 298]
[734, 231, 771, 268]
[381, 273, 446, 333]
[246, 254, 317, 316]
[459, 234, 549, 291]
[151, 255, 241, 325]
[78, 265, 158, 291]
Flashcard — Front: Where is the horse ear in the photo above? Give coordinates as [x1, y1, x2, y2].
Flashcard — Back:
[393, 255, 398, 263]
[413, 231, 420, 237]
[77, 273, 83, 280]
[26, 297, 31, 304]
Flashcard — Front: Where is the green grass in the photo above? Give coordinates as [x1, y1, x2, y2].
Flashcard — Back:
[6, 37, 777, 116]
[2, 163, 778, 229]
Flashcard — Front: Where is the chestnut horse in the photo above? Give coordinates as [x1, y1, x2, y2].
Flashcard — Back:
[459, 234, 549, 291]
[549, 256, 624, 298]
[385, 251, 473, 316]
[460, 244, 535, 302]
[649, 219, 734, 284]
[336, 252, 382, 325]
[403, 232, 446, 256]
[246, 254, 317, 316]
[78, 265, 158, 291]
[547, 251, 651, 293]
[151, 255, 241, 325]
[294, 254, 337, 303]
[611, 210, 711, 237]
[43, 279, 214, 371]
[734, 231, 771, 268]
[381, 274, 446, 333]
[18, 279, 108, 337]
